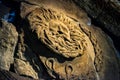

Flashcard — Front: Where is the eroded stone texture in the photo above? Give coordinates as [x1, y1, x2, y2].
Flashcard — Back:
[40, 53, 97, 80]
[0, 68, 33, 80]
[80, 25, 119, 80]
[20, 0, 119, 80]
[0, 20, 18, 70]
[73, 0, 120, 37]
[14, 30, 43, 79]
[14, 58, 38, 79]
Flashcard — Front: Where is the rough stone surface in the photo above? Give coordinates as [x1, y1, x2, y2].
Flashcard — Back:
[80, 25, 119, 80]
[19, 0, 119, 80]
[14, 58, 38, 79]
[0, 20, 18, 70]
[73, 0, 120, 37]
[0, 0, 119, 80]
[13, 31, 43, 79]
[0, 68, 33, 80]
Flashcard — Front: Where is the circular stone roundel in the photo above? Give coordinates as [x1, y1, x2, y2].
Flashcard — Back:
[27, 7, 88, 58]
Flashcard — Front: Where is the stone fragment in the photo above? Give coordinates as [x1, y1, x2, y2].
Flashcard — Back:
[14, 58, 38, 79]
[0, 20, 18, 70]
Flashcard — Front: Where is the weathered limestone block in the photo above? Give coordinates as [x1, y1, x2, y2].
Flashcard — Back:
[0, 20, 18, 70]
[20, 0, 119, 80]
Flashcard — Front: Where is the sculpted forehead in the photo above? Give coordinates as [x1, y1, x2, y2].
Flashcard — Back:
[27, 7, 88, 58]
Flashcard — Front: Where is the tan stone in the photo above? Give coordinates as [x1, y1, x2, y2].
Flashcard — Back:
[20, 0, 119, 79]
[14, 58, 38, 79]
[0, 20, 18, 70]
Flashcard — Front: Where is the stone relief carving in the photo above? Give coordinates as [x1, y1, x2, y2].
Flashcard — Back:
[0, 0, 119, 80]
[27, 7, 87, 58]
[26, 7, 98, 79]
[12, 0, 119, 79]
